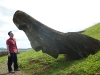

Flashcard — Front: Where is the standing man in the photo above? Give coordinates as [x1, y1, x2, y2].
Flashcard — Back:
[6, 31, 19, 73]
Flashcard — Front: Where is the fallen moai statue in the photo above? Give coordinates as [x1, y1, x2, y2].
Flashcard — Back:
[13, 10, 100, 60]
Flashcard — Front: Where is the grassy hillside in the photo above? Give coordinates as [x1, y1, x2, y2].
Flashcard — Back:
[1, 23, 100, 75]
[83, 22, 100, 40]
[17, 50, 100, 75]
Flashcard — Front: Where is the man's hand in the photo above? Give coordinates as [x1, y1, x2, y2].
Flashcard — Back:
[7, 45, 10, 57]
[17, 51, 20, 54]
[16, 50, 20, 54]
[8, 53, 10, 57]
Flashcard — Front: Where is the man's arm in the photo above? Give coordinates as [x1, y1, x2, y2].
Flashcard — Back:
[7, 45, 10, 57]
[15, 39, 19, 53]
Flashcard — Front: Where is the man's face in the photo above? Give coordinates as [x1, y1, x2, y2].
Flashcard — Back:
[10, 32, 14, 37]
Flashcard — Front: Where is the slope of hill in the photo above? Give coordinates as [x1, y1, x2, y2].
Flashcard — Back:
[1, 23, 100, 75]
[83, 22, 100, 40]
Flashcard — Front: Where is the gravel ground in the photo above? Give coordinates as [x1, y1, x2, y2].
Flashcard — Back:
[0, 60, 28, 75]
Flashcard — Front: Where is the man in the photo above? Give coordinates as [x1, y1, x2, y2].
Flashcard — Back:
[6, 31, 20, 73]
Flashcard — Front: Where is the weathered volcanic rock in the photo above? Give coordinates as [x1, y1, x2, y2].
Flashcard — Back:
[13, 10, 100, 60]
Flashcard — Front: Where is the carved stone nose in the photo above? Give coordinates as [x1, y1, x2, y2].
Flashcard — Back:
[13, 10, 28, 30]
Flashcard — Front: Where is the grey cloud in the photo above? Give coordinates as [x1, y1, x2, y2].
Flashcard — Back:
[0, 5, 15, 27]
[0, 18, 9, 27]
[0, 5, 15, 16]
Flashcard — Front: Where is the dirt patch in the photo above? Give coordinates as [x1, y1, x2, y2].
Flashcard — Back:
[28, 59, 40, 64]
[0, 60, 28, 75]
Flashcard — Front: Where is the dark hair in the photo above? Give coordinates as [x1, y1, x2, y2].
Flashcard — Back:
[8, 31, 12, 36]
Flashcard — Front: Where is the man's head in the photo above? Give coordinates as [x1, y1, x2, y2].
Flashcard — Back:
[8, 31, 14, 38]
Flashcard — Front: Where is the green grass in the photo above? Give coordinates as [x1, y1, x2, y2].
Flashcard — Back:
[1, 22, 100, 75]
[0, 56, 7, 63]
[0, 51, 7, 63]
[83, 22, 100, 40]
[18, 50, 63, 75]
[17, 50, 100, 75]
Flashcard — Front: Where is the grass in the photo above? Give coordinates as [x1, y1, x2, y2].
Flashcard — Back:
[0, 56, 7, 63]
[1, 22, 100, 75]
[17, 49, 100, 75]
[0, 51, 7, 63]
[83, 22, 100, 40]
[18, 50, 65, 74]
[0, 51, 7, 57]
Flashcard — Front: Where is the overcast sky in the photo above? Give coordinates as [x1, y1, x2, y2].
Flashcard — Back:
[0, 0, 100, 48]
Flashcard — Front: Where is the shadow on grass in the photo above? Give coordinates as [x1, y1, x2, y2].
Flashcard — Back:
[36, 57, 85, 75]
